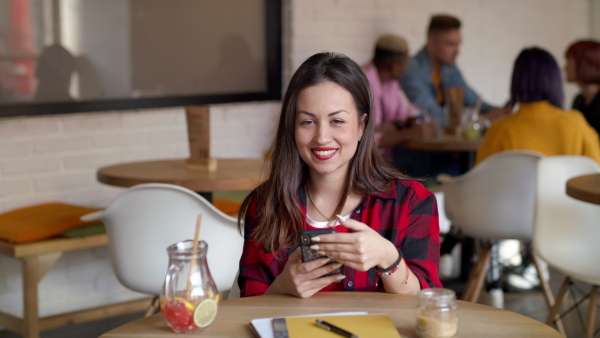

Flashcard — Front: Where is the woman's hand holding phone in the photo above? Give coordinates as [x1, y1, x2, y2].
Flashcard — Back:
[311, 216, 399, 272]
[266, 247, 345, 298]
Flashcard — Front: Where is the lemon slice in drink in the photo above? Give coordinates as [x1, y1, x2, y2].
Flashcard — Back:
[193, 298, 218, 328]
[160, 297, 195, 312]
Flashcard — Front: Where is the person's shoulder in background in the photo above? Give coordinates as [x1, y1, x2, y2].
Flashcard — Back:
[571, 93, 585, 111]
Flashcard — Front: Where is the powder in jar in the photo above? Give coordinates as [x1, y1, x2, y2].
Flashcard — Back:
[416, 288, 458, 338]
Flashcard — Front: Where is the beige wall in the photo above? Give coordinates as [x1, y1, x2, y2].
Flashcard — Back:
[591, 0, 600, 40]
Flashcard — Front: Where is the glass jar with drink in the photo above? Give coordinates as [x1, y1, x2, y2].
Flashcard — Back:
[160, 240, 219, 333]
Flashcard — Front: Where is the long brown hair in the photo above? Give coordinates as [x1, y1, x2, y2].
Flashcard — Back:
[238, 52, 409, 253]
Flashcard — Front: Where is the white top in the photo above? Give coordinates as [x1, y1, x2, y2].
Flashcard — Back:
[305, 213, 351, 228]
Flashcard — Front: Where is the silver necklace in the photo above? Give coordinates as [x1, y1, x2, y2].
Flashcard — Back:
[306, 186, 337, 227]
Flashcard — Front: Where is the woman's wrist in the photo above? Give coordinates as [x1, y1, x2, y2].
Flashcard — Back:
[377, 245, 401, 270]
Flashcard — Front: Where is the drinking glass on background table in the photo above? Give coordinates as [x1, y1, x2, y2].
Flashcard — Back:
[161, 240, 219, 333]
[412, 105, 442, 138]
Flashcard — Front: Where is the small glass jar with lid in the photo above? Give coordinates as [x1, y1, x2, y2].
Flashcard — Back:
[416, 288, 458, 338]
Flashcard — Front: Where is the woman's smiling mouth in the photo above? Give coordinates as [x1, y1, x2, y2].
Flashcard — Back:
[311, 148, 338, 160]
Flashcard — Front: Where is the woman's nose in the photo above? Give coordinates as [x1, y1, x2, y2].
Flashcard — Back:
[315, 123, 331, 144]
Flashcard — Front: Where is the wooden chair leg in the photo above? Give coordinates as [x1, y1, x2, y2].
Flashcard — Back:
[547, 276, 570, 327]
[586, 285, 598, 337]
[532, 255, 565, 336]
[144, 296, 160, 317]
[461, 242, 491, 303]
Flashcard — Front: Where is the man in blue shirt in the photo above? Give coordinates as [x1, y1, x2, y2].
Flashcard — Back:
[400, 15, 508, 126]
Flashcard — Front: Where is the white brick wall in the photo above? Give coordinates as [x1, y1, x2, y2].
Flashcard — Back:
[0, 0, 593, 326]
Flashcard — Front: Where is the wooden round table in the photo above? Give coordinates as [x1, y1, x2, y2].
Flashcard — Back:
[566, 173, 600, 205]
[401, 135, 483, 175]
[97, 159, 267, 200]
[403, 135, 482, 152]
[100, 292, 561, 337]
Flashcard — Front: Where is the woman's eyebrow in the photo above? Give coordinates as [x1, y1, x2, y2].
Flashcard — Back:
[297, 110, 348, 117]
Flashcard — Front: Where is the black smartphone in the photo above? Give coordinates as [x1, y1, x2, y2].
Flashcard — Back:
[299, 229, 342, 278]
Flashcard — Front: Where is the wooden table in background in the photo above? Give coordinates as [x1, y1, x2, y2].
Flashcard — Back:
[97, 159, 266, 201]
[404, 134, 482, 153]
[101, 292, 561, 338]
[403, 135, 482, 174]
[566, 173, 600, 205]
[0, 235, 151, 338]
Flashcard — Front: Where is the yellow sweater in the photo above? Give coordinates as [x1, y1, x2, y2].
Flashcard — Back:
[476, 101, 600, 165]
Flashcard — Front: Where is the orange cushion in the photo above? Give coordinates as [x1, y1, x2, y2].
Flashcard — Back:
[0, 202, 102, 244]
[212, 198, 242, 217]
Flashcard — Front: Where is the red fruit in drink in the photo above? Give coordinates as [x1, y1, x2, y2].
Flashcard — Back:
[162, 299, 195, 331]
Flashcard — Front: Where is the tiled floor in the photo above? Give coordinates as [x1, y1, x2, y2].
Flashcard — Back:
[0, 267, 598, 337]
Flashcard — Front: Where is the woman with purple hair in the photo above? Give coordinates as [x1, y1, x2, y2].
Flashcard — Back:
[476, 47, 600, 165]
[474, 47, 600, 292]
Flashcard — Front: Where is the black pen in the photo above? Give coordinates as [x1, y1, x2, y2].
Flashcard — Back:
[315, 319, 361, 338]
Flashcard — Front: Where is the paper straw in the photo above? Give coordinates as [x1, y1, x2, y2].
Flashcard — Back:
[186, 214, 203, 299]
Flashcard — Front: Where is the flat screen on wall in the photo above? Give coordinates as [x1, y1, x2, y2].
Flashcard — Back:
[0, 0, 282, 117]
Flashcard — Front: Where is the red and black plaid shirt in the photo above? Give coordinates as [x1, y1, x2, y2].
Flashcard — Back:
[238, 179, 442, 297]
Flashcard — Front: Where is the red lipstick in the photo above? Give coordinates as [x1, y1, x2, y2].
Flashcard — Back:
[311, 147, 338, 160]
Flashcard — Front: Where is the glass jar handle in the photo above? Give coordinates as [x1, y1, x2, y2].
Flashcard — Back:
[164, 264, 182, 301]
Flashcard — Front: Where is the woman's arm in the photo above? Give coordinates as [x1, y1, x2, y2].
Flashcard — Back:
[393, 185, 442, 290]
[238, 197, 279, 297]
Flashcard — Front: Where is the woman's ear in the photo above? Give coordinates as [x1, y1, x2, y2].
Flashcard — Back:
[359, 114, 367, 138]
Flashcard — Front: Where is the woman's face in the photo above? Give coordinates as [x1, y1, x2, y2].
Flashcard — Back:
[294, 81, 365, 181]
[565, 57, 577, 83]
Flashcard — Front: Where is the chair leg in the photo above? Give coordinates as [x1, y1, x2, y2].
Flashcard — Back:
[547, 276, 570, 328]
[586, 285, 598, 338]
[144, 296, 160, 317]
[532, 255, 565, 336]
[461, 242, 491, 303]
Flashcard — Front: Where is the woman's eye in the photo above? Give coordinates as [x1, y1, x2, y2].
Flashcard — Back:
[332, 119, 345, 124]
[299, 120, 314, 125]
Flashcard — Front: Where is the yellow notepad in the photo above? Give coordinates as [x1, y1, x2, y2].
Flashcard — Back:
[286, 314, 401, 338]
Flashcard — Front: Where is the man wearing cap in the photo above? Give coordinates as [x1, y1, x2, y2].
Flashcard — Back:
[361, 34, 437, 164]
[399, 14, 509, 126]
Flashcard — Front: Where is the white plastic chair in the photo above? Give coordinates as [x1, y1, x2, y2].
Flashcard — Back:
[437, 150, 546, 307]
[534, 155, 600, 336]
[85, 183, 244, 301]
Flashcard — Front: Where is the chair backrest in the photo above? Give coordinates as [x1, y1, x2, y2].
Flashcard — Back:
[433, 191, 452, 234]
[100, 183, 244, 295]
[533, 155, 600, 282]
[439, 150, 543, 240]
